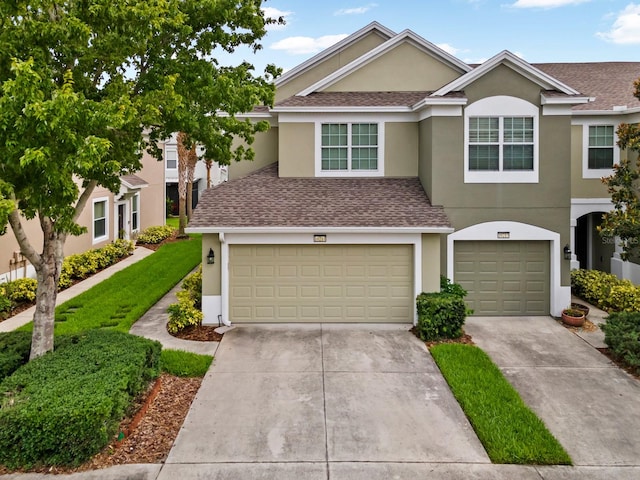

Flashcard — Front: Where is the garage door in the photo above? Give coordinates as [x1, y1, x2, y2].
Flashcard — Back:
[454, 241, 550, 316]
[229, 244, 413, 323]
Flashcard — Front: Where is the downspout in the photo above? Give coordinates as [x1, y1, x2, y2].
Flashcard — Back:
[219, 232, 232, 327]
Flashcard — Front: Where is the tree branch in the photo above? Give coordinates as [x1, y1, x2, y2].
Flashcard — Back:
[8, 208, 42, 269]
[73, 180, 98, 225]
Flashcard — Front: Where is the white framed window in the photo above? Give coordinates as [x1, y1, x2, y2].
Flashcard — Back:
[315, 121, 384, 177]
[582, 123, 618, 179]
[464, 96, 539, 183]
[131, 193, 140, 232]
[165, 145, 177, 170]
[92, 198, 109, 244]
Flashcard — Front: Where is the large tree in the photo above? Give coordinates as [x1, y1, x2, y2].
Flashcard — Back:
[0, 0, 280, 359]
[600, 78, 640, 260]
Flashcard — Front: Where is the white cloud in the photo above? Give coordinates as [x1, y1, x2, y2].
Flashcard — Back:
[262, 7, 293, 30]
[510, 0, 590, 8]
[436, 43, 460, 56]
[334, 3, 378, 15]
[597, 4, 640, 44]
[270, 34, 349, 55]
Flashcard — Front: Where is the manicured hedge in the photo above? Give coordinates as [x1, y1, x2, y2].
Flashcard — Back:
[136, 225, 175, 244]
[602, 311, 640, 374]
[415, 292, 467, 341]
[0, 331, 32, 381]
[0, 330, 161, 468]
[571, 269, 640, 312]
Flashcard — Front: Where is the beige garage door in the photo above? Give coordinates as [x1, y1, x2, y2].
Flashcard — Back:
[229, 244, 413, 323]
[454, 241, 550, 316]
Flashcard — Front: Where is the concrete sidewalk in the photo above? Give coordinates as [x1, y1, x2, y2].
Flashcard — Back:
[0, 247, 155, 333]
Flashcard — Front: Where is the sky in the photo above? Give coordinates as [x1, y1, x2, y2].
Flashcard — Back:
[222, 0, 640, 76]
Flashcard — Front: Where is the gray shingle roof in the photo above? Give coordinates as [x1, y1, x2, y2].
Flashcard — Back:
[533, 62, 640, 111]
[189, 163, 451, 230]
[275, 91, 432, 108]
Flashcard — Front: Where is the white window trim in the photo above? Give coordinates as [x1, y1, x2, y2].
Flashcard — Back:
[464, 96, 539, 184]
[131, 193, 140, 233]
[582, 122, 619, 179]
[165, 144, 178, 170]
[315, 120, 385, 177]
[92, 197, 109, 244]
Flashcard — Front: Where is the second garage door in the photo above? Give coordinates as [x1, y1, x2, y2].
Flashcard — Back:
[229, 244, 413, 323]
[454, 240, 550, 316]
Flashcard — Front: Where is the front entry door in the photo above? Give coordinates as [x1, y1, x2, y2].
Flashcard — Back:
[117, 203, 127, 240]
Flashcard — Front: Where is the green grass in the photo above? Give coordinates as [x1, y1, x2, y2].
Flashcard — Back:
[165, 216, 179, 229]
[20, 238, 202, 336]
[430, 343, 572, 465]
[160, 349, 213, 377]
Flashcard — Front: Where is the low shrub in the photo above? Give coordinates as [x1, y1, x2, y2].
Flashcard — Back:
[180, 266, 202, 309]
[160, 349, 212, 377]
[0, 330, 161, 468]
[4, 278, 38, 304]
[167, 290, 203, 334]
[571, 269, 640, 312]
[602, 312, 640, 374]
[415, 292, 467, 341]
[0, 295, 12, 315]
[136, 225, 175, 245]
[440, 275, 468, 298]
[0, 331, 32, 381]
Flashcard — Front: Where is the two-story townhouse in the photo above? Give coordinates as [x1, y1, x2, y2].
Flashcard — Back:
[187, 22, 640, 326]
[0, 144, 166, 283]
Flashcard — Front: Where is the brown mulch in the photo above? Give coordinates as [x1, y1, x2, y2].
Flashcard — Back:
[409, 326, 475, 348]
[559, 317, 600, 333]
[171, 324, 224, 342]
[0, 374, 202, 475]
[136, 231, 183, 251]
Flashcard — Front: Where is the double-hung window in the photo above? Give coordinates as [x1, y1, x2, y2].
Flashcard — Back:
[131, 193, 140, 232]
[582, 124, 618, 178]
[465, 96, 539, 183]
[93, 198, 108, 244]
[318, 122, 382, 176]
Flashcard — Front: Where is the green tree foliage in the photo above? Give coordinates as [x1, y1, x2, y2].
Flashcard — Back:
[0, 0, 281, 359]
[600, 78, 640, 260]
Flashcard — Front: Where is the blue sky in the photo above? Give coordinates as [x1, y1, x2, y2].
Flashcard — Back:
[224, 1, 640, 76]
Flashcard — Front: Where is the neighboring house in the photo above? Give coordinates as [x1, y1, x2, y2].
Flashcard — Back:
[187, 22, 640, 325]
[164, 132, 227, 215]
[0, 146, 166, 283]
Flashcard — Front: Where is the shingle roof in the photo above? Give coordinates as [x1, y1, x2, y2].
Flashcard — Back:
[120, 174, 148, 189]
[275, 91, 432, 108]
[189, 163, 451, 230]
[533, 62, 640, 111]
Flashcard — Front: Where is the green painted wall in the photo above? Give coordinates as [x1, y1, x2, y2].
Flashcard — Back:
[228, 127, 278, 181]
[385, 122, 419, 177]
[278, 123, 315, 177]
[202, 233, 221, 296]
[421, 234, 441, 293]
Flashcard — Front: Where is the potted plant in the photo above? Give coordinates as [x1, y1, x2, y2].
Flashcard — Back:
[571, 302, 589, 317]
[561, 307, 586, 327]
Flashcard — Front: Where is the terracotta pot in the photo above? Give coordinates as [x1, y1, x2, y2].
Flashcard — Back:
[562, 310, 585, 327]
[571, 302, 590, 317]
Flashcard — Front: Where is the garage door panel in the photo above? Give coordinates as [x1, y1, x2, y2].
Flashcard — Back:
[230, 244, 413, 323]
[455, 241, 549, 316]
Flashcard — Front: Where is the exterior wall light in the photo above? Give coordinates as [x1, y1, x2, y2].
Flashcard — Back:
[207, 247, 215, 265]
[563, 244, 571, 260]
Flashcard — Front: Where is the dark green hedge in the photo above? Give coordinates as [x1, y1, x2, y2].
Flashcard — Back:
[602, 312, 640, 374]
[0, 331, 32, 381]
[0, 330, 161, 468]
[415, 292, 467, 341]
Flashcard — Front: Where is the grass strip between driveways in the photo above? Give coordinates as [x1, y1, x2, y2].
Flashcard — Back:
[19, 237, 202, 335]
[430, 343, 572, 465]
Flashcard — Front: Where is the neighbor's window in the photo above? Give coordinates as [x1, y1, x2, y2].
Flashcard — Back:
[165, 146, 177, 169]
[93, 199, 108, 243]
[469, 116, 534, 171]
[321, 123, 378, 172]
[588, 125, 614, 169]
[131, 194, 139, 232]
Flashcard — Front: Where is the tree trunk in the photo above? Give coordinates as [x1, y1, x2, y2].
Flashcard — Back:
[186, 180, 193, 220]
[31, 249, 59, 359]
[205, 161, 212, 189]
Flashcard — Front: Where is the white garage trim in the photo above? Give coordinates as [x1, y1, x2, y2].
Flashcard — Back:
[446, 221, 568, 317]
[203, 232, 423, 325]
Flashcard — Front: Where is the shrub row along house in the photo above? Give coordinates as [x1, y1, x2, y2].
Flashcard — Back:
[187, 22, 640, 325]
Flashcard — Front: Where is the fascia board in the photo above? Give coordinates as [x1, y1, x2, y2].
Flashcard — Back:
[186, 226, 455, 234]
[274, 22, 396, 87]
[297, 30, 471, 97]
[540, 95, 591, 105]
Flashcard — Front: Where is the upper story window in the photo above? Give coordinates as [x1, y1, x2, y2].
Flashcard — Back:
[92, 198, 108, 244]
[315, 121, 384, 177]
[131, 193, 140, 232]
[582, 123, 619, 179]
[465, 96, 539, 184]
[165, 145, 177, 170]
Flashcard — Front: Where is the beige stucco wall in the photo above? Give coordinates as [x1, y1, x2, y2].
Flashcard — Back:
[421, 234, 441, 293]
[278, 123, 315, 177]
[325, 42, 461, 93]
[275, 31, 389, 102]
[137, 151, 166, 229]
[201, 233, 221, 296]
[228, 127, 279, 181]
[385, 123, 419, 177]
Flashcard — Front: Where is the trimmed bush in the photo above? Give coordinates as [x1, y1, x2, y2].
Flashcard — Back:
[0, 331, 32, 381]
[415, 292, 467, 341]
[440, 275, 468, 298]
[4, 278, 37, 304]
[167, 290, 203, 334]
[180, 266, 202, 309]
[602, 312, 640, 374]
[571, 269, 640, 312]
[0, 330, 161, 468]
[136, 225, 175, 245]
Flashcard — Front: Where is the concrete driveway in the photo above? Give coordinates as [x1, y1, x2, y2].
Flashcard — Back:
[465, 316, 640, 469]
[160, 324, 490, 479]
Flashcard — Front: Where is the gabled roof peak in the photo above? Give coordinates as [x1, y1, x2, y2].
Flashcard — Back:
[274, 21, 396, 88]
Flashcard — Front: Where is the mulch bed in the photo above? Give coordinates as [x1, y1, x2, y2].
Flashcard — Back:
[171, 324, 224, 342]
[409, 326, 475, 348]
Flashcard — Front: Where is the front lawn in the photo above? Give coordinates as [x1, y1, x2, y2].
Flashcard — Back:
[430, 343, 572, 465]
